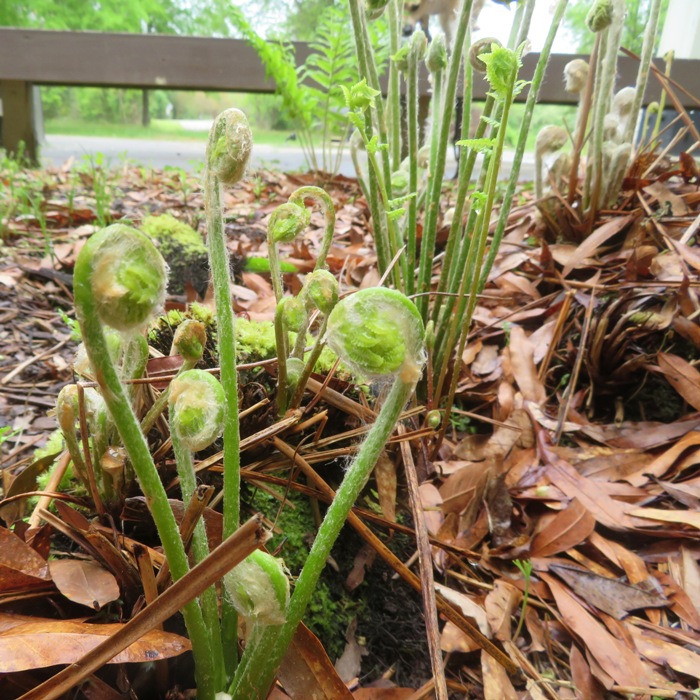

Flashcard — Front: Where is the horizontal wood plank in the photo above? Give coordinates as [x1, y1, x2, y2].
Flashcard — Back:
[0, 28, 698, 107]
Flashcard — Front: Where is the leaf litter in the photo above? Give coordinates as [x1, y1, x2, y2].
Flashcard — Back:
[1, 148, 700, 699]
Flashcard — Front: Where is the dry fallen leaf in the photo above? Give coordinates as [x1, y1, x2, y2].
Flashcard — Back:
[542, 574, 656, 688]
[0, 526, 51, 592]
[530, 498, 595, 557]
[626, 506, 700, 530]
[0, 613, 190, 671]
[49, 559, 120, 611]
[549, 563, 667, 619]
[278, 622, 354, 700]
[481, 648, 518, 700]
[657, 352, 700, 412]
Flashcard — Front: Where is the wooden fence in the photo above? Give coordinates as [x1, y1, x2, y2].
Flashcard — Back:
[1, 28, 699, 163]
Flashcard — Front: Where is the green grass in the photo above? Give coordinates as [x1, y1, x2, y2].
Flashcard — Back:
[45, 118, 305, 147]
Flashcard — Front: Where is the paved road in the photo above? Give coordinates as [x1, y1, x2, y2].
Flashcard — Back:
[41, 134, 534, 180]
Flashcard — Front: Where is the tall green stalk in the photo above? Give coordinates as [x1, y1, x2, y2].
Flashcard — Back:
[229, 288, 426, 700]
[74, 224, 218, 700]
[434, 43, 522, 402]
[169, 369, 228, 687]
[622, 0, 663, 147]
[415, 0, 475, 320]
[203, 108, 252, 676]
[433, 0, 569, 426]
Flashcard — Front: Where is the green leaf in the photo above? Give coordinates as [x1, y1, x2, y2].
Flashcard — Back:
[455, 137, 496, 153]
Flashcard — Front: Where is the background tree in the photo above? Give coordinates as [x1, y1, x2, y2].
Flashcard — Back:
[564, 0, 670, 54]
[0, 0, 240, 124]
[237, 0, 338, 41]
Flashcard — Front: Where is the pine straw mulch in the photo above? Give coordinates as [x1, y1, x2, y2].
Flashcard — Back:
[1, 150, 700, 700]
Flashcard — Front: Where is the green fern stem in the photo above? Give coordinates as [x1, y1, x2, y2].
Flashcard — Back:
[434, 59, 518, 404]
[415, 0, 475, 321]
[479, 0, 568, 290]
[74, 227, 219, 700]
[429, 46, 474, 326]
[405, 39, 421, 297]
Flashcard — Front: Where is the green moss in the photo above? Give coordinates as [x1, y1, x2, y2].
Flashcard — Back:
[244, 485, 363, 661]
[141, 214, 209, 296]
[236, 318, 278, 363]
[150, 305, 354, 400]
[34, 429, 66, 463]
[30, 430, 84, 513]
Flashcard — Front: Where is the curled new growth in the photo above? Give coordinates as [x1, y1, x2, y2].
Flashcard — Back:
[76, 223, 168, 333]
[169, 369, 226, 452]
[326, 287, 426, 384]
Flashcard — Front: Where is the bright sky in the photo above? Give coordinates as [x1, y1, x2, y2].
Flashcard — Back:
[472, 1, 576, 53]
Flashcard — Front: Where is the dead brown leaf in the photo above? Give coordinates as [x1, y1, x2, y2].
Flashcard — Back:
[0, 526, 51, 592]
[626, 506, 700, 530]
[48, 559, 120, 611]
[542, 574, 656, 687]
[277, 622, 354, 700]
[657, 352, 700, 412]
[561, 214, 636, 277]
[549, 562, 667, 619]
[530, 498, 595, 557]
[0, 613, 190, 671]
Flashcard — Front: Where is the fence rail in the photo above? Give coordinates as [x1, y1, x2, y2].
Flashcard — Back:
[1, 28, 699, 163]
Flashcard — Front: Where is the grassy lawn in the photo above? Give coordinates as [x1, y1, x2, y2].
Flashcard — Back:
[45, 118, 297, 147]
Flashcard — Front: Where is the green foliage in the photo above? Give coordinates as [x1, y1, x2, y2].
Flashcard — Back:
[564, 0, 669, 53]
[479, 43, 521, 99]
[230, 5, 313, 130]
[230, 2, 387, 175]
[0, 0, 232, 36]
[0, 426, 18, 446]
[513, 559, 533, 641]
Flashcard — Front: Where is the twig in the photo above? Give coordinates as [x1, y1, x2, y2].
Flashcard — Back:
[398, 425, 447, 700]
[271, 437, 518, 674]
[1, 337, 70, 385]
[17, 514, 268, 700]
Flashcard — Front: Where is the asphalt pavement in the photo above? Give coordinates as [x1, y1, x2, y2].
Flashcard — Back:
[40, 133, 534, 180]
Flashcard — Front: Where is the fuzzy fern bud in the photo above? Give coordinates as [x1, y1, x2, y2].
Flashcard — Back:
[278, 296, 306, 333]
[75, 224, 167, 333]
[426, 33, 448, 73]
[303, 269, 339, 315]
[205, 108, 252, 185]
[268, 202, 310, 243]
[172, 319, 207, 363]
[535, 125, 568, 199]
[56, 385, 79, 437]
[365, 0, 390, 20]
[426, 410, 442, 429]
[225, 549, 290, 626]
[169, 369, 225, 452]
[410, 28, 428, 63]
[392, 45, 410, 72]
[586, 0, 614, 32]
[536, 125, 568, 157]
[469, 37, 501, 73]
[612, 86, 636, 120]
[326, 288, 425, 383]
[564, 59, 589, 94]
[391, 169, 409, 196]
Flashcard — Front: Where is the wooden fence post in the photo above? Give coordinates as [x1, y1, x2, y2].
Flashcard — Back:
[0, 80, 39, 164]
